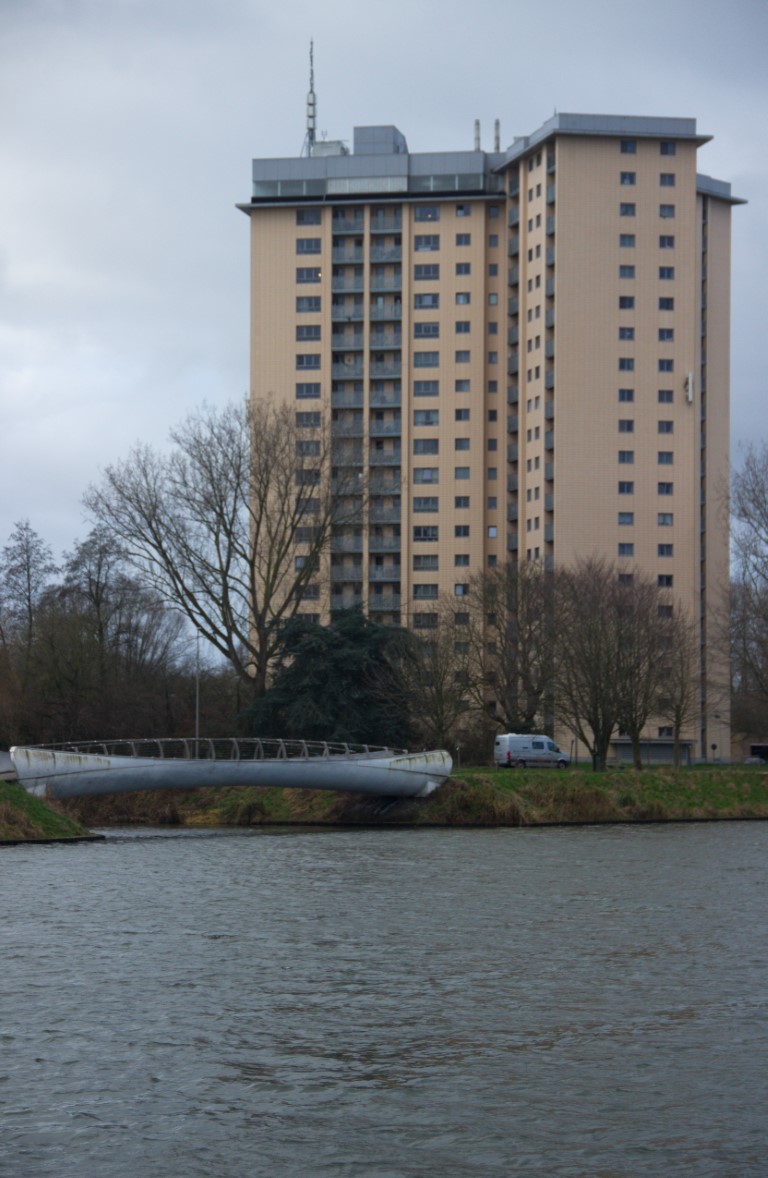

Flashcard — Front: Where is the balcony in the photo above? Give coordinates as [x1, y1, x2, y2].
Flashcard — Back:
[370, 388, 402, 408]
[369, 331, 402, 348]
[332, 304, 364, 322]
[508, 236, 520, 257]
[544, 370, 555, 390]
[368, 534, 402, 553]
[370, 245, 402, 263]
[545, 430, 554, 451]
[368, 593, 402, 611]
[545, 401, 555, 421]
[545, 339, 555, 359]
[508, 206, 520, 228]
[332, 214, 364, 233]
[332, 362, 364, 380]
[546, 184, 555, 204]
[369, 303, 402, 321]
[368, 565, 402, 583]
[332, 447, 364, 467]
[331, 419, 365, 437]
[507, 504, 518, 522]
[508, 355, 519, 375]
[507, 474, 518, 493]
[369, 419, 402, 437]
[331, 389, 364, 408]
[508, 532, 519, 552]
[545, 277, 555, 297]
[331, 534, 364, 552]
[332, 276, 365, 292]
[545, 307, 555, 328]
[508, 414, 519, 434]
[369, 450, 402, 466]
[370, 274, 402, 292]
[370, 213, 402, 234]
[369, 360, 402, 378]
[508, 265, 519, 287]
[332, 247, 364, 264]
[369, 505, 402, 524]
[368, 475, 401, 496]
[507, 443, 519, 463]
[544, 523, 554, 543]
[330, 593, 364, 610]
[508, 384, 519, 405]
[546, 215, 555, 236]
[331, 332, 364, 349]
[508, 296, 519, 316]
[545, 492, 554, 512]
[546, 247, 555, 267]
[508, 325, 519, 346]
[545, 462, 554, 482]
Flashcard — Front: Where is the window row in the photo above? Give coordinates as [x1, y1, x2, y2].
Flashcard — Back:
[617, 512, 675, 525]
[618, 543, 675, 557]
[618, 481, 675, 495]
[619, 204, 676, 218]
[618, 358, 676, 372]
[618, 328, 675, 341]
[618, 420, 674, 433]
[618, 451, 675, 464]
[619, 265, 676, 279]
[618, 296, 675, 310]
[619, 172, 676, 186]
[618, 389, 675, 403]
[620, 140, 677, 155]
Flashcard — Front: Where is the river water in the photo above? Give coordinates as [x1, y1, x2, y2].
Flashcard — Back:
[2, 823, 767, 1177]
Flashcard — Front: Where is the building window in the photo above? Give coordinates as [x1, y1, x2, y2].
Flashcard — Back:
[658, 420, 674, 434]
[296, 354, 321, 369]
[618, 388, 634, 403]
[618, 481, 634, 494]
[618, 419, 634, 433]
[658, 359, 674, 372]
[455, 379, 470, 392]
[456, 292, 471, 305]
[658, 543, 673, 557]
[415, 234, 440, 251]
[455, 525, 470, 538]
[619, 296, 635, 310]
[658, 389, 673, 403]
[658, 512, 674, 526]
[658, 451, 674, 465]
[488, 266, 498, 279]
[618, 573, 634, 586]
[296, 208, 321, 225]
[296, 439, 321, 457]
[455, 408, 470, 421]
[295, 382, 321, 399]
[659, 204, 675, 218]
[660, 235, 675, 249]
[455, 321, 470, 334]
[296, 238, 321, 254]
[296, 296, 321, 312]
[658, 574, 674, 587]
[618, 543, 634, 557]
[658, 482, 674, 495]
[659, 266, 675, 280]
[659, 328, 674, 341]
[620, 171, 636, 186]
[414, 409, 439, 426]
[621, 140, 637, 154]
[413, 525, 438, 541]
[454, 585, 470, 599]
[414, 264, 440, 280]
[619, 265, 635, 279]
[413, 613, 438, 629]
[619, 326, 635, 340]
[660, 173, 676, 187]
[619, 357, 635, 371]
[413, 554, 438, 570]
[660, 142, 677, 156]
[414, 352, 439, 368]
[455, 496, 470, 508]
[414, 293, 440, 308]
[455, 350, 470, 363]
[456, 262, 471, 275]
[454, 466, 470, 479]
[413, 468, 439, 484]
[413, 584, 438, 600]
[455, 554, 470, 566]
[296, 411, 321, 427]
[618, 451, 634, 464]
[296, 267, 321, 283]
[414, 497, 438, 512]
[414, 380, 439, 396]
[619, 234, 636, 247]
[618, 512, 634, 525]
[488, 352, 498, 364]
[415, 205, 440, 222]
[414, 322, 440, 339]
[488, 233, 499, 247]
[456, 204, 471, 217]
[659, 297, 674, 311]
[456, 233, 471, 246]
[454, 437, 470, 451]
[414, 438, 439, 454]
[620, 203, 636, 216]
[296, 325, 321, 341]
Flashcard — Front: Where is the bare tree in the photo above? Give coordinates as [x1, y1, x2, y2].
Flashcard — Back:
[657, 608, 701, 769]
[0, 519, 58, 666]
[731, 445, 768, 737]
[554, 559, 621, 770]
[391, 599, 473, 750]
[464, 561, 555, 733]
[615, 573, 674, 770]
[85, 400, 356, 698]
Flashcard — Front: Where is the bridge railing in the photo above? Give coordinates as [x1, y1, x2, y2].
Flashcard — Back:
[36, 738, 405, 762]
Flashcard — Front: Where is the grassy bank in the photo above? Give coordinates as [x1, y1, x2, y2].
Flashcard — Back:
[56, 764, 768, 829]
[0, 781, 96, 842]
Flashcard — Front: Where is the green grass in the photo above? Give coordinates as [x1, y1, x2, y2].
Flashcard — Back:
[53, 763, 768, 829]
[0, 781, 94, 841]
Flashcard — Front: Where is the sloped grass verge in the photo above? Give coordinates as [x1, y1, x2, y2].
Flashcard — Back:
[0, 781, 95, 842]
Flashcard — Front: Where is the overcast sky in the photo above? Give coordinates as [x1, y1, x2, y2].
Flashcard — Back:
[2, 0, 766, 561]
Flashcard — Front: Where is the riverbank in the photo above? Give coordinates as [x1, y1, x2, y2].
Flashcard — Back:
[0, 780, 97, 843]
[53, 764, 768, 829]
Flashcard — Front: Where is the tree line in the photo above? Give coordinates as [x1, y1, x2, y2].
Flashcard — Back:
[3, 400, 765, 766]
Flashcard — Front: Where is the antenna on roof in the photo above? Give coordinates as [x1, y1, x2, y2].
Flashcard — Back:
[474, 119, 481, 151]
[303, 41, 317, 157]
[494, 119, 500, 152]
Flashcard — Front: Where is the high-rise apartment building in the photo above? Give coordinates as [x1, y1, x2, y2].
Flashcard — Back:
[239, 112, 742, 759]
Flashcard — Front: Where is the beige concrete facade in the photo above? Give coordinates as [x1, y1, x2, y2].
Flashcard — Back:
[240, 114, 743, 759]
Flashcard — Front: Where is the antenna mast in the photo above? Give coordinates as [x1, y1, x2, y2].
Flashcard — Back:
[305, 41, 317, 157]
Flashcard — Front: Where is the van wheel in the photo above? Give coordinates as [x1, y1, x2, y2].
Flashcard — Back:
[556, 760, 567, 770]
[515, 759, 526, 769]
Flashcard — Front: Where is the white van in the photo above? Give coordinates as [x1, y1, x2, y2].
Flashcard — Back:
[494, 733, 569, 769]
